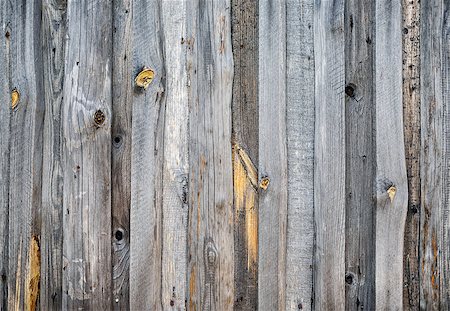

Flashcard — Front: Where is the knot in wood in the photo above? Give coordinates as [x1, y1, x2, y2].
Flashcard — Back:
[135, 67, 155, 89]
[94, 110, 106, 126]
[259, 177, 270, 190]
[11, 89, 19, 110]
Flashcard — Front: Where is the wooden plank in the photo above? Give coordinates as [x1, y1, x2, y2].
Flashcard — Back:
[129, 0, 164, 309]
[6, 1, 44, 310]
[344, 0, 375, 310]
[111, 0, 132, 309]
[185, 0, 235, 309]
[40, 0, 67, 309]
[61, 1, 113, 309]
[374, 0, 408, 308]
[258, 0, 288, 310]
[285, 0, 314, 310]
[0, 0, 11, 308]
[231, 0, 259, 308]
[420, 0, 450, 308]
[313, 0, 345, 309]
[160, 1, 189, 310]
[402, 0, 421, 308]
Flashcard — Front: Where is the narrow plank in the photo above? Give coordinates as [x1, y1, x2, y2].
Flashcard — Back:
[258, 0, 288, 309]
[313, 0, 346, 309]
[285, 0, 315, 309]
[61, 1, 113, 309]
[129, 0, 164, 309]
[160, 1, 189, 309]
[40, 0, 67, 309]
[0, 0, 11, 308]
[112, 0, 132, 308]
[420, 0, 449, 308]
[185, 0, 235, 309]
[344, 0, 375, 309]
[6, 1, 44, 310]
[231, 0, 259, 308]
[402, 0, 421, 308]
[374, 0, 408, 308]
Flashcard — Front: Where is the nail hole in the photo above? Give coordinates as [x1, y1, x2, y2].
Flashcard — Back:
[115, 229, 124, 241]
[345, 273, 354, 285]
[403, 28, 409, 34]
[170, 300, 174, 307]
[113, 135, 122, 147]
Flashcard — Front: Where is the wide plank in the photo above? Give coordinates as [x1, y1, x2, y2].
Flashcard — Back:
[313, 0, 346, 309]
[285, 0, 315, 310]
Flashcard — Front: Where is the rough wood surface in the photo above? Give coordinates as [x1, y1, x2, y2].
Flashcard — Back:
[420, 0, 449, 308]
[231, 0, 259, 309]
[258, 0, 288, 310]
[185, 0, 235, 309]
[344, 0, 375, 310]
[313, 0, 346, 309]
[160, 1, 189, 309]
[129, 0, 164, 309]
[285, 0, 315, 310]
[40, 0, 67, 309]
[374, 0, 408, 309]
[6, 1, 44, 310]
[111, 0, 132, 309]
[402, 0, 421, 308]
[61, 1, 113, 309]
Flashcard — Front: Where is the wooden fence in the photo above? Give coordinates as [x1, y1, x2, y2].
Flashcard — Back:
[0, 0, 446, 309]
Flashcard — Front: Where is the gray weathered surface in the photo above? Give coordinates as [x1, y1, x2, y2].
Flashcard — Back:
[111, 0, 132, 309]
[185, 0, 235, 309]
[344, 0, 375, 309]
[61, 0, 113, 309]
[313, 0, 346, 309]
[129, 0, 164, 309]
[374, 0, 408, 309]
[402, 0, 421, 308]
[40, 0, 67, 309]
[6, 1, 44, 310]
[258, 0, 288, 310]
[285, 0, 314, 310]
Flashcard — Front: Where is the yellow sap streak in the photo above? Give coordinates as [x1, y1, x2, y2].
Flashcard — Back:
[25, 236, 40, 311]
[233, 144, 258, 270]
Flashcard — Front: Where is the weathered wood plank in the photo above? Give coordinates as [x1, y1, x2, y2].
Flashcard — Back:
[285, 0, 314, 310]
[160, 1, 189, 309]
[313, 0, 346, 309]
[6, 1, 44, 310]
[112, 0, 132, 308]
[374, 0, 408, 308]
[402, 0, 421, 308]
[40, 0, 67, 309]
[129, 0, 164, 309]
[344, 0, 375, 309]
[185, 0, 235, 309]
[61, 1, 113, 309]
[0, 0, 11, 308]
[258, 0, 288, 310]
[420, 0, 449, 308]
[231, 0, 259, 308]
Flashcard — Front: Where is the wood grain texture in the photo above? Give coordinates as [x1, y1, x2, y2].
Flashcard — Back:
[231, 0, 259, 308]
[374, 0, 408, 309]
[0, 0, 11, 309]
[402, 0, 421, 308]
[40, 0, 67, 309]
[313, 0, 346, 309]
[111, 0, 132, 308]
[6, 1, 44, 310]
[61, 0, 112, 309]
[420, 0, 449, 308]
[285, 0, 315, 310]
[344, 0, 375, 310]
[161, 1, 189, 309]
[185, 0, 235, 309]
[129, 0, 165, 309]
[258, 0, 288, 310]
